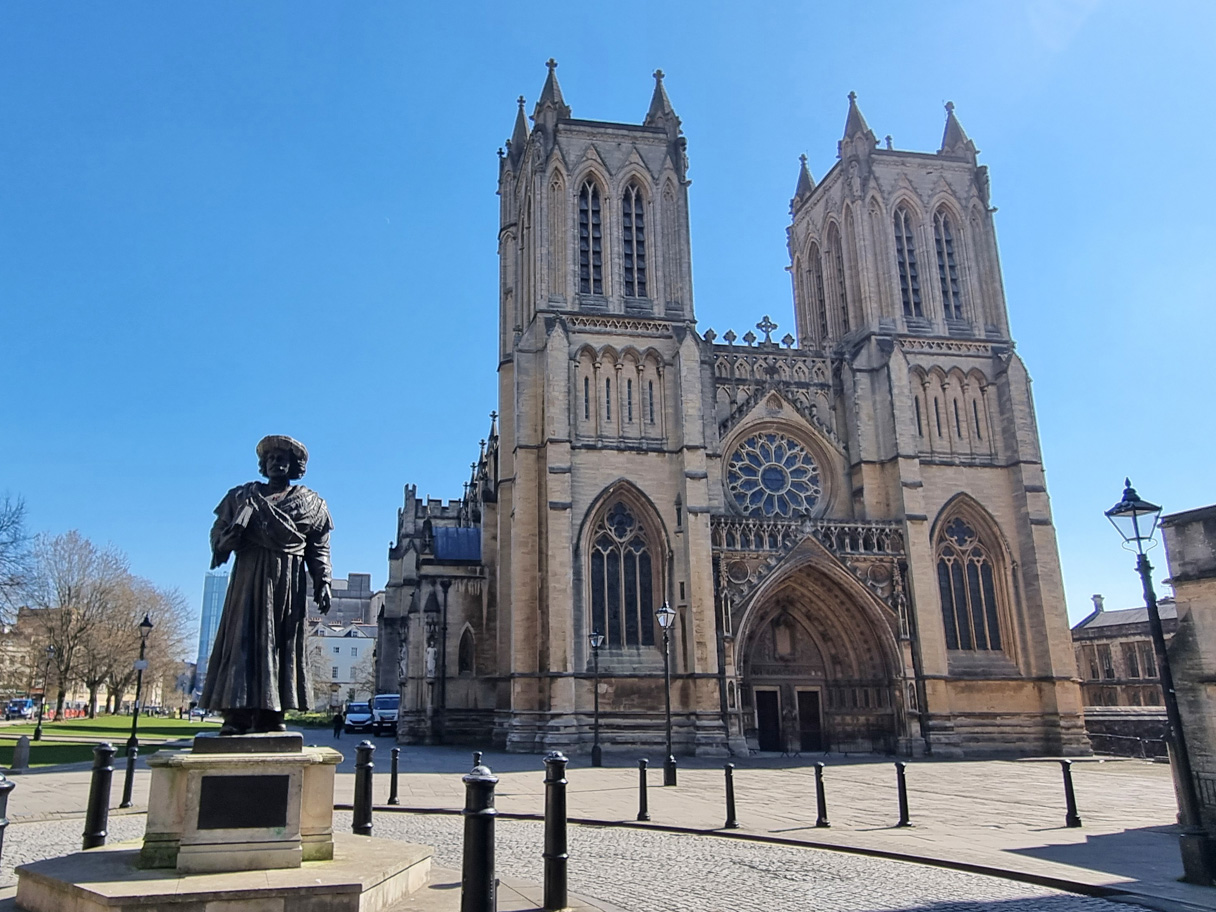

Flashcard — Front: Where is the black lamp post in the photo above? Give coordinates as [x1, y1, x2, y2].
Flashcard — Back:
[1106, 479, 1213, 884]
[32, 645, 54, 742]
[589, 631, 604, 767]
[657, 601, 677, 786]
[120, 613, 154, 808]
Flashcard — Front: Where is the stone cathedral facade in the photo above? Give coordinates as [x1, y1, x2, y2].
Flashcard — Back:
[378, 63, 1089, 758]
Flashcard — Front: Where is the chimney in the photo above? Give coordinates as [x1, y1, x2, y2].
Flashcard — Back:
[1091, 594, 1105, 613]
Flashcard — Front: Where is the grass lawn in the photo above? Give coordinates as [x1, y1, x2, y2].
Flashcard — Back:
[4, 715, 220, 741]
[0, 716, 222, 768]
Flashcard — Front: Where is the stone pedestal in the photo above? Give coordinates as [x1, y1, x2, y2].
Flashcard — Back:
[17, 832, 432, 912]
[15, 730, 435, 911]
[140, 732, 341, 874]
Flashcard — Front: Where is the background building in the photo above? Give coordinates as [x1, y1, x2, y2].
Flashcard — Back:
[193, 569, 228, 697]
[381, 66, 1088, 758]
[309, 622, 377, 709]
[1071, 593, 1171, 756]
[308, 572, 381, 626]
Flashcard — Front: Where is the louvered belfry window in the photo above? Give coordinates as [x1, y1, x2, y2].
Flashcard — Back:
[809, 244, 828, 345]
[579, 181, 603, 295]
[622, 184, 647, 297]
[830, 227, 850, 332]
[894, 206, 922, 318]
[934, 209, 963, 321]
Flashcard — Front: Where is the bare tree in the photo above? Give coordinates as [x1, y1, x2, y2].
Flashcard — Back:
[104, 578, 192, 715]
[25, 531, 128, 718]
[351, 651, 377, 701]
[307, 635, 336, 711]
[0, 494, 32, 619]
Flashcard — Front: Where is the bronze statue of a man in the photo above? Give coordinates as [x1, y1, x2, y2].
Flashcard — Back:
[200, 435, 333, 735]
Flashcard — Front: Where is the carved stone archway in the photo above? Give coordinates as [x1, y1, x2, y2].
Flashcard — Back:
[736, 554, 905, 755]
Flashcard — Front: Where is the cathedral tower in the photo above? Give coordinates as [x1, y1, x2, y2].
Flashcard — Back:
[494, 62, 724, 753]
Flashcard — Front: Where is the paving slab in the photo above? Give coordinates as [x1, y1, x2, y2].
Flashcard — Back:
[0, 733, 1212, 912]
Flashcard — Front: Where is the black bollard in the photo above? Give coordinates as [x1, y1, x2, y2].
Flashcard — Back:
[0, 773, 14, 864]
[664, 754, 678, 787]
[461, 760, 498, 912]
[542, 751, 569, 911]
[119, 743, 138, 809]
[1060, 759, 1082, 828]
[895, 761, 911, 827]
[637, 758, 650, 822]
[723, 763, 740, 829]
[387, 747, 400, 806]
[814, 762, 830, 828]
[82, 742, 116, 849]
[352, 740, 375, 836]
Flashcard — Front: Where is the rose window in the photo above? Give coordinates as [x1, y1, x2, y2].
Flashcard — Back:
[726, 433, 822, 516]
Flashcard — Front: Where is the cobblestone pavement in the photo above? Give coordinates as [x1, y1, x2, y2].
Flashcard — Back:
[348, 811, 1153, 912]
[0, 813, 146, 887]
[0, 810, 1159, 911]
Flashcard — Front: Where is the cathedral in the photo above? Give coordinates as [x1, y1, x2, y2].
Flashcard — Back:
[377, 62, 1089, 758]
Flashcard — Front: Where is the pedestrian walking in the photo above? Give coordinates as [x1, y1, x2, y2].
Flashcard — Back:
[333, 708, 344, 739]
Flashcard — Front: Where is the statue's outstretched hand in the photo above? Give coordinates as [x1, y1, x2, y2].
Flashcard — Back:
[315, 583, 332, 615]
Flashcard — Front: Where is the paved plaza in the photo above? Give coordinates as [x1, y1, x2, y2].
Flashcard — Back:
[0, 730, 1212, 911]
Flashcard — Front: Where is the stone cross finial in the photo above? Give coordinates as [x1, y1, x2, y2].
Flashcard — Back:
[756, 315, 778, 344]
[799, 153, 807, 165]
[518, 95, 526, 108]
[547, 58, 558, 72]
[654, 69, 664, 81]
[848, 91, 857, 104]
[497, 147, 504, 159]
[945, 101, 955, 115]
[885, 135, 893, 150]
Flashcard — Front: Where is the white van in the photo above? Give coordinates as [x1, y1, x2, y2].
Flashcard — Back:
[371, 693, 400, 736]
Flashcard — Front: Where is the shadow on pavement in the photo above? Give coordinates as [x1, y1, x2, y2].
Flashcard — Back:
[1010, 824, 1186, 883]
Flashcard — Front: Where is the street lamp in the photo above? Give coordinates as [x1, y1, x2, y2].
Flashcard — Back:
[656, 601, 677, 786]
[120, 613, 154, 809]
[1106, 479, 1212, 884]
[589, 631, 604, 767]
[32, 645, 54, 742]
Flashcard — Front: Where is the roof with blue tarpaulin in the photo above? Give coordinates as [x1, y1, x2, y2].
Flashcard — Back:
[434, 527, 481, 562]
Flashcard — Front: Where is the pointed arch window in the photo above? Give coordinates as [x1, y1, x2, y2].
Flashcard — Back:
[622, 183, 647, 297]
[829, 225, 850, 333]
[458, 629, 475, 675]
[578, 180, 603, 295]
[934, 209, 963, 321]
[809, 244, 828, 345]
[589, 502, 657, 648]
[936, 517, 1003, 651]
[894, 206, 922, 318]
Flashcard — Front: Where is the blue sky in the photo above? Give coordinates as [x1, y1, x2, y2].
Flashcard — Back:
[2, 1, 1212, 643]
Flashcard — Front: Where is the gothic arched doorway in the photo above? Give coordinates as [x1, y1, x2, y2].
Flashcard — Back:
[738, 562, 903, 754]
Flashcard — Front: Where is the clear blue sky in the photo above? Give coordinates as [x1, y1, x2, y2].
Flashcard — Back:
[2, 1, 1212, 642]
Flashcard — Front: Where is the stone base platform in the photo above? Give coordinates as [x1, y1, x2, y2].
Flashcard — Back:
[15, 833, 432, 912]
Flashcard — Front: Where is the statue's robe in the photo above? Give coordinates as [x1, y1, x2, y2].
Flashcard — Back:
[200, 482, 332, 712]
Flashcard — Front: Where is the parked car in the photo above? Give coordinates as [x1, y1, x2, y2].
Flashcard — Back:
[5, 698, 35, 721]
[343, 701, 374, 734]
[372, 693, 400, 736]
